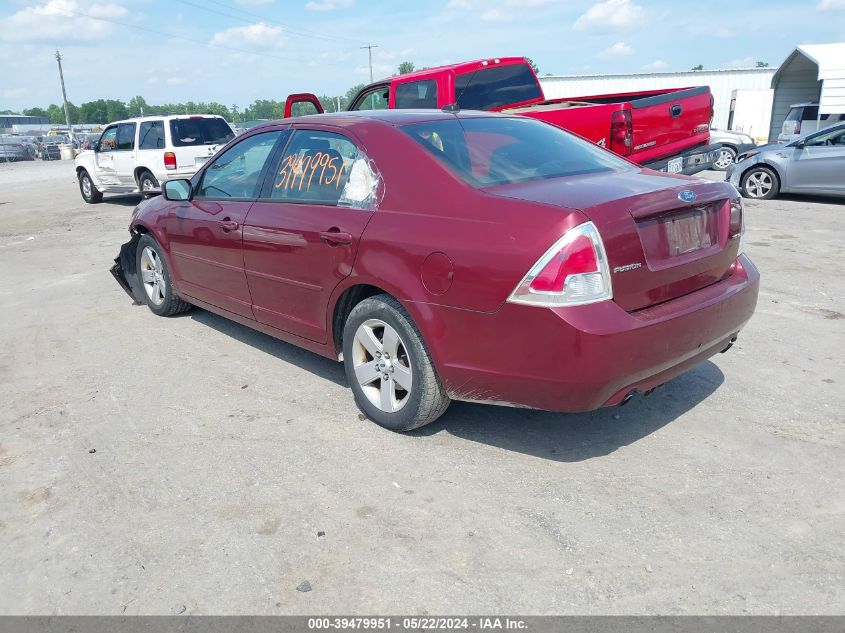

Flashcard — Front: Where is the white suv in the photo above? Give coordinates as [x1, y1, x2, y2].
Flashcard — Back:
[778, 103, 845, 143]
[74, 114, 235, 203]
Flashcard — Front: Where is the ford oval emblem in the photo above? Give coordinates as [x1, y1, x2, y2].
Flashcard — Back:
[678, 190, 697, 203]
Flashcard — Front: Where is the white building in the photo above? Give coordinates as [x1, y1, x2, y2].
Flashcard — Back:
[539, 67, 776, 134]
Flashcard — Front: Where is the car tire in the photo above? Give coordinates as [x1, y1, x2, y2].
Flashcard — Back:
[343, 294, 450, 432]
[78, 169, 103, 204]
[740, 166, 779, 200]
[138, 170, 159, 193]
[135, 234, 192, 317]
[712, 146, 736, 171]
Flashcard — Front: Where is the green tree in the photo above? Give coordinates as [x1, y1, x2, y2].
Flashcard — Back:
[46, 104, 65, 124]
[127, 95, 148, 117]
[23, 107, 49, 117]
[398, 61, 415, 75]
[80, 99, 108, 123]
[525, 57, 540, 75]
[105, 99, 128, 122]
[691, 64, 704, 71]
[345, 84, 365, 105]
[318, 95, 342, 112]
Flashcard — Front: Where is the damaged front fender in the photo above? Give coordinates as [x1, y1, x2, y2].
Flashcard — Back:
[109, 233, 143, 305]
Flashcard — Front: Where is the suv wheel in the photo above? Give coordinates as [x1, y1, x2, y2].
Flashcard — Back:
[138, 170, 159, 192]
[78, 169, 103, 204]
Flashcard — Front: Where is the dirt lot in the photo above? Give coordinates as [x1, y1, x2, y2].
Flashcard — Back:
[0, 159, 843, 615]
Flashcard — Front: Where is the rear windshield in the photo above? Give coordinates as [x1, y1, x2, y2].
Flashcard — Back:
[402, 116, 632, 187]
[169, 117, 234, 147]
[455, 64, 543, 111]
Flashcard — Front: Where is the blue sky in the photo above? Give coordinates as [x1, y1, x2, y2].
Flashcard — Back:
[1, 0, 844, 111]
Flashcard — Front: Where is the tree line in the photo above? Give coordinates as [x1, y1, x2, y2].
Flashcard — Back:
[3, 60, 434, 126]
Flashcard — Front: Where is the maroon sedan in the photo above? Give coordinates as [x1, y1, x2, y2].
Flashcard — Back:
[111, 110, 759, 431]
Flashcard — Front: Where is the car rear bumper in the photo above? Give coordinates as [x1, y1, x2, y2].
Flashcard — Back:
[426, 254, 759, 412]
[643, 143, 721, 175]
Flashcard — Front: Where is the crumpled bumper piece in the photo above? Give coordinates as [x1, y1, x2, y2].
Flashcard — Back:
[110, 233, 143, 305]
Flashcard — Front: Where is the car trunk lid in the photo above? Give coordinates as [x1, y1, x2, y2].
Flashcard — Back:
[487, 169, 740, 311]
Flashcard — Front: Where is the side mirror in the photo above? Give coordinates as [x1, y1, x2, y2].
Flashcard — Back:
[92, 141, 99, 152]
[163, 179, 192, 201]
[792, 139, 805, 149]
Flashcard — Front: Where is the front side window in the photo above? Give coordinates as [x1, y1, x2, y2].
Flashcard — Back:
[196, 131, 282, 200]
[170, 117, 234, 147]
[98, 126, 118, 152]
[116, 123, 136, 151]
[402, 116, 632, 187]
[351, 86, 389, 111]
[139, 120, 165, 150]
[805, 127, 845, 147]
[268, 129, 365, 206]
[395, 80, 438, 109]
[454, 64, 543, 111]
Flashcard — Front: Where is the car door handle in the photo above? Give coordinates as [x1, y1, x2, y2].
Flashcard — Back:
[319, 230, 353, 246]
[670, 104, 682, 117]
[218, 219, 240, 231]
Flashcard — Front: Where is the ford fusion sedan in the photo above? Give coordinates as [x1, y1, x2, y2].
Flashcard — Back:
[111, 110, 759, 431]
[728, 122, 845, 199]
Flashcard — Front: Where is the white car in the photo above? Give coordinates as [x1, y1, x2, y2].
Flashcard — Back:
[708, 128, 757, 171]
[778, 103, 845, 143]
[74, 114, 235, 203]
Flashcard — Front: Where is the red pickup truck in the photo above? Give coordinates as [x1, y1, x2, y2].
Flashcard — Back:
[286, 56, 720, 175]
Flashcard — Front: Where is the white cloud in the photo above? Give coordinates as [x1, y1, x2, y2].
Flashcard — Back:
[481, 9, 511, 21]
[817, 0, 845, 10]
[643, 59, 667, 70]
[210, 22, 284, 48]
[305, 0, 352, 10]
[0, 0, 127, 43]
[574, 0, 645, 33]
[446, 0, 472, 8]
[724, 56, 757, 68]
[598, 41, 633, 59]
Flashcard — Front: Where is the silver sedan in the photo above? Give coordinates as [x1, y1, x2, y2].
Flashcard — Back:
[727, 122, 845, 199]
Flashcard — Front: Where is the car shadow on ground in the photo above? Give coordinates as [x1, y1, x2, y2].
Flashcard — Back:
[186, 308, 724, 462]
[187, 309, 347, 386]
[776, 193, 845, 205]
[411, 361, 724, 462]
[102, 195, 143, 207]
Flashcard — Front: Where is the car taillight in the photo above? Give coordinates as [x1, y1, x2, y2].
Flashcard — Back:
[507, 222, 613, 307]
[164, 152, 176, 170]
[609, 110, 632, 156]
[709, 94, 714, 126]
[794, 120, 801, 135]
[729, 197, 745, 255]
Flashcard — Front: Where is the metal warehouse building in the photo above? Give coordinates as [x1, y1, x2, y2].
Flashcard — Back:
[539, 67, 776, 134]
[768, 43, 845, 142]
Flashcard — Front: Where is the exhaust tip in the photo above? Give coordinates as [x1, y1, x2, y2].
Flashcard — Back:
[720, 335, 738, 354]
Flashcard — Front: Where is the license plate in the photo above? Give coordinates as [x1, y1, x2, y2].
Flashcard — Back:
[667, 157, 684, 173]
[664, 208, 713, 255]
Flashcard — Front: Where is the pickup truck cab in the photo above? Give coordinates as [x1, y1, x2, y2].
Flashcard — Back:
[74, 114, 235, 203]
[287, 57, 719, 175]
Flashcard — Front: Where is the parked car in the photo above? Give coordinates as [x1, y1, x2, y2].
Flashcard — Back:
[0, 136, 31, 162]
[287, 56, 720, 175]
[729, 122, 845, 199]
[74, 114, 235, 203]
[709, 128, 756, 171]
[778, 103, 845, 143]
[111, 110, 758, 431]
[36, 137, 62, 160]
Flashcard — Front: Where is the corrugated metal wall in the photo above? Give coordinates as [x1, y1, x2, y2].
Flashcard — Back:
[768, 54, 822, 141]
[539, 68, 775, 131]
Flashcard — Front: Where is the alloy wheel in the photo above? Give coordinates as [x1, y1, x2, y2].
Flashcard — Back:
[81, 175, 92, 197]
[745, 171, 773, 198]
[714, 148, 735, 170]
[140, 246, 166, 306]
[352, 319, 413, 413]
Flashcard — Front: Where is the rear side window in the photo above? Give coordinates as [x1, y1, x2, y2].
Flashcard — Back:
[784, 108, 801, 123]
[195, 131, 282, 200]
[169, 117, 234, 147]
[455, 64, 543, 110]
[395, 80, 438, 109]
[139, 120, 165, 149]
[116, 123, 136, 151]
[801, 106, 819, 121]
[268, 130, 359, 205]
[402, 116, 631, 187]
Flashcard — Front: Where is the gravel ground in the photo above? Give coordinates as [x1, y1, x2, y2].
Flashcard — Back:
[0, 159, 843, 615]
